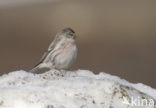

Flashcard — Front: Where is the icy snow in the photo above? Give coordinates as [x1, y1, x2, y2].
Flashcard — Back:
[0, 69, 155, 108]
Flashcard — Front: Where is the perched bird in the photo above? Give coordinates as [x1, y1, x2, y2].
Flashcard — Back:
[30, 28, 77, 73]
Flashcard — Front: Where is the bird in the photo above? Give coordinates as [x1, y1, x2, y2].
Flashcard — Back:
[30, 27, 77, 73]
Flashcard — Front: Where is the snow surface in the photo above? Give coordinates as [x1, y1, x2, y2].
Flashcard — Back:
[0, 69, 155, 108]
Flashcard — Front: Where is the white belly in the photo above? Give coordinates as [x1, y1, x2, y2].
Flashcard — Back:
[54, 41, 77, 69]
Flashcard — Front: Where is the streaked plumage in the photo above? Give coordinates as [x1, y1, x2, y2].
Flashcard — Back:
[30, 28, 77, 73]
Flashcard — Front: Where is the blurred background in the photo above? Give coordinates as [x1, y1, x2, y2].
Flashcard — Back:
[0, 0, 155, 88]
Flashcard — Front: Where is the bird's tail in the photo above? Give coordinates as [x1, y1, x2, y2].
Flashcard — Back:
[29, 64, 50, 73]
[29, 65, 40, 73]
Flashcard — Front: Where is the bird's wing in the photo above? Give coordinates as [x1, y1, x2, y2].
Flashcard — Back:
[33, 34, 62, 68]
[33, 50, 51, 67]
[48, 35, 60, 51]
[33, 36, 59, 67]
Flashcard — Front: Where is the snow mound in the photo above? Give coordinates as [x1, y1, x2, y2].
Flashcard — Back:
[0, 69, 155, 108]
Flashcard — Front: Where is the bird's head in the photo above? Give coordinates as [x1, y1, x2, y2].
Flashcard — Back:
[57, 27, 77, 39]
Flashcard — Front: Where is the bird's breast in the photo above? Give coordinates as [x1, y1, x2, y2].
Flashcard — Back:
[54, 40, 77, 69]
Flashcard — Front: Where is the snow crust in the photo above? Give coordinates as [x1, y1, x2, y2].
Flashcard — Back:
[0, 69, 155, 108]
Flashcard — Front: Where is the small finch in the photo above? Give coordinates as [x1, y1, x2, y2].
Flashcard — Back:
[30, 28, 77, 73]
